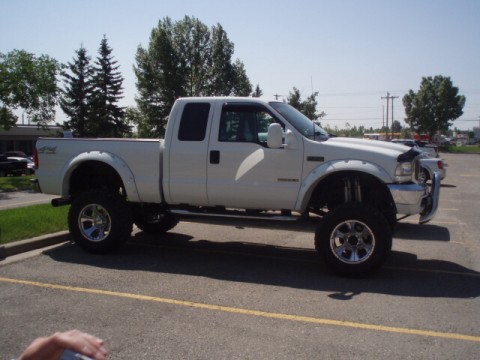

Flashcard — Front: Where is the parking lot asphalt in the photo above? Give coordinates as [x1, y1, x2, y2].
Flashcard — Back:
[1, 152, 479, 359]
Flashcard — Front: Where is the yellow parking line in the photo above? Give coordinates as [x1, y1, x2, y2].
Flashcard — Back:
[1, 276, 479, 343]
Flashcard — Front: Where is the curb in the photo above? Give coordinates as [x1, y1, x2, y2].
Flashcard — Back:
[0, 231, 71, 259]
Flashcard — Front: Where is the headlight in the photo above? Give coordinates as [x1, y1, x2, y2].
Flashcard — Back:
[395, 162, 413, 182]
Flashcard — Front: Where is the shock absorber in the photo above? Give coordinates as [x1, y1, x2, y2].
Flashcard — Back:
[344, 176, 362, 202]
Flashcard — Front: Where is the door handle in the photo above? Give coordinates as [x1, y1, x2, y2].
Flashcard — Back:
[210, 150, 220, 164]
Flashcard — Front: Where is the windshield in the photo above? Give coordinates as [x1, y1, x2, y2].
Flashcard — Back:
[269, 102, 329, 141]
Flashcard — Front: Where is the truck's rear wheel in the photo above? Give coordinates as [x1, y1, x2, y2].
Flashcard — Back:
[315, 203, 392, 277]
[134, 212, 179, 234]
[68, 189, 133, 253]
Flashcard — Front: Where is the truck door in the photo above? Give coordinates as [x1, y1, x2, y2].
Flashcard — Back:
[207, 102, 303, 210]
[165, 101, 212, 205]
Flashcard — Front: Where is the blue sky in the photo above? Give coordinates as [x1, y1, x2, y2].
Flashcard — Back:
[2, 0, 479, 131]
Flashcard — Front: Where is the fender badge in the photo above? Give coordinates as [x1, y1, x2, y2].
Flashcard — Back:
[37, 146, 57, 154]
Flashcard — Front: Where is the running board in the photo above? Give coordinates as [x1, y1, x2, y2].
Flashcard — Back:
[170, 209, 299, 221]
[170, 209, 318, 232]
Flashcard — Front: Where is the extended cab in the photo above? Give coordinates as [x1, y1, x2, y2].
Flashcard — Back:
[34, 97, 440, 276]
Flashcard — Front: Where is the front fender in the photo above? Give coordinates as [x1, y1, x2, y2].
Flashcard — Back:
[294, 159, 392, 211]
[59, 151, 141, 202]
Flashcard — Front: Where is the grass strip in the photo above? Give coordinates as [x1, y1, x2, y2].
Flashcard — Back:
[0, 204, 69, 244]
[440, 145, 480, 154]
[0, 175, 35, 192]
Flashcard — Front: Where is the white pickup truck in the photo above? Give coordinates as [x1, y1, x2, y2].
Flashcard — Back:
[34, 97, 440, 277]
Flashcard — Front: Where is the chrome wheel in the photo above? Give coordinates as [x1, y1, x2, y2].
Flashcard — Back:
[329, 220, 375, 264]
[78, 203, 112, 242]
[69, 189, 132, 253]
[315, 203, 392, 277]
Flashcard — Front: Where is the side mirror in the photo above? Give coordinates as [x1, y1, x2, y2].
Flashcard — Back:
[284, 129, 297, 149]
[267, 123, 283, 148]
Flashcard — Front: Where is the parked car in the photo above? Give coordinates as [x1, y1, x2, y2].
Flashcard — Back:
[5, 150, 28, 158]
[7, 156, 35, 174]
[419, 158, 447, 182]
[391, 139, 439, 158]
[0, 155, 28, 176]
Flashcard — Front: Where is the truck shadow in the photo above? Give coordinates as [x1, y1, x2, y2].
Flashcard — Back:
[394, 222, 450, 241]
[45, 230, 479, 300]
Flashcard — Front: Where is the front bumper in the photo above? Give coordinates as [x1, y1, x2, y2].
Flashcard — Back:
[387, 171, 441, 224]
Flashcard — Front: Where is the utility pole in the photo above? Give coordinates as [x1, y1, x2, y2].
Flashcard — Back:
[381, 92, 390, 140]
[273, 94, 283, 100]
[391, 94, 399, 139]
[381, 92, 398, 140]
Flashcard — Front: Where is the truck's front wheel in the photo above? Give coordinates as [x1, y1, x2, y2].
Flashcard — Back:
[68, 189, 133, 253]
[315, 203, 392, 277]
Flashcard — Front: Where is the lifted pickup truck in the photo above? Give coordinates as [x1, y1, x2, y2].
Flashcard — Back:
[34, 97, 440, 276]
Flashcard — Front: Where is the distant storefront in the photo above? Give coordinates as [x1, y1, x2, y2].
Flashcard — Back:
[0, 125, 63, 156]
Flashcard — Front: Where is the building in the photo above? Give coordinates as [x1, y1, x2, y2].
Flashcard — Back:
[0, 125, 63, 156]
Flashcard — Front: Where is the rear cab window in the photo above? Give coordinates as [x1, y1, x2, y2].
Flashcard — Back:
[178, 103, 211, 141]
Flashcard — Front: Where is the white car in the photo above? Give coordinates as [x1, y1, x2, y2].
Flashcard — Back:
[391, 139, 439, 158]
[419, 157, 446, 182]
[380, 140, 445, 182]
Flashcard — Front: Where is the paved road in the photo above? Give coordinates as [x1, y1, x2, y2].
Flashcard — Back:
[0, 190, 57, 210]
[1, 152, 479, 359]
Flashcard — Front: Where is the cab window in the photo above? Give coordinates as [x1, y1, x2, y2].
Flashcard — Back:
[218, 104, 281, 146]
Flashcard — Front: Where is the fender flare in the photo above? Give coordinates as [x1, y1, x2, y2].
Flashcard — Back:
[294, 159, 392, 211]
[59, 151, 140, 202]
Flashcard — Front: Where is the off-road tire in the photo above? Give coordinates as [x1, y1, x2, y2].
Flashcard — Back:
[315, 203, 392, 277]
[68, 189, 133, 253]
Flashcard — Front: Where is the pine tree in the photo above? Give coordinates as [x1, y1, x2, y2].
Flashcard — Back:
[90, 36, 130, 137]
[60, 46, 94, 136]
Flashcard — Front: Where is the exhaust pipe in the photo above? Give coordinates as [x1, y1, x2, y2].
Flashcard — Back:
[51, 198, 72, 207]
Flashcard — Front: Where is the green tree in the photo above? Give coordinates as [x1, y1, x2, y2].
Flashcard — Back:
[134, 18, 184, 137]
[231, 59, 252, 96]
[0, 50, 60, 129]
[391, 120, 402, 133]
[403, 76, 465, 138]
[134, 16, 252, 137]
[124, 106, 148, 138]
[90, 36, 130, 137]
[251, 84, 263, 98]
[176, 16, 211, 96]
[60, 46, 94, 136]
[287, 87, 325, 120]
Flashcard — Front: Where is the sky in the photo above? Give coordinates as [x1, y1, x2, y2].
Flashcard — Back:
[2, 0, 479, 131]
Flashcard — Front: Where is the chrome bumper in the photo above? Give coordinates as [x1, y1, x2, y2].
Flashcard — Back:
[419, 172, 441, 224]
[387, 171, 441, 224]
